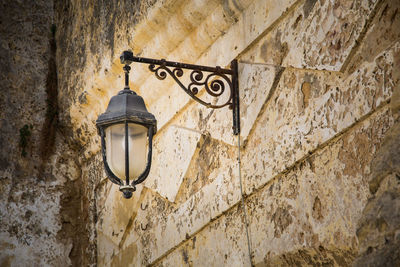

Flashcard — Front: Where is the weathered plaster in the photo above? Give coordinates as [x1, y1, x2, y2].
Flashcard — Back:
[242, 41, 398, 195]
[241, 0, 381, 71]
[152, 104, 395, 267]
[146, 126, 202, 202]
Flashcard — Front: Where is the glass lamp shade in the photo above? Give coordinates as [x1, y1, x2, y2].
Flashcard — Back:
[105, 123, 148, 180]
[96, 85, 156, 198]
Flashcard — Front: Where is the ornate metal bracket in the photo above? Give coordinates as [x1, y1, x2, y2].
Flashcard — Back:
[120, 51, 240, 135]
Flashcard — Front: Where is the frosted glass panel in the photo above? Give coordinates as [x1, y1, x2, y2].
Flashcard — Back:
[105, 123, 148, 180]
[106, 124, 125, 179]
[128, 123, 147, 179]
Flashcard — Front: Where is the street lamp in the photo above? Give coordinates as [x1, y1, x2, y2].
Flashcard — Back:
[97, 51, 239, 198]
[96, 63, 157, 199]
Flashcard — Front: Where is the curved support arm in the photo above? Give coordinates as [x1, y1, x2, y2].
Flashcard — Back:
[148, 63, 233, 109]
[120, 51, 240, 135]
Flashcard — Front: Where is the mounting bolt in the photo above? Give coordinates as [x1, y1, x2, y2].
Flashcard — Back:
[120, 51, 134, 65]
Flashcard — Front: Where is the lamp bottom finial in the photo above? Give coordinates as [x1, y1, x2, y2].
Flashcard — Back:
[119, 185, 136, 199]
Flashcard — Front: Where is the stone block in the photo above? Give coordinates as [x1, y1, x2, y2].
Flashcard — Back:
[354, 171, 400, 266]
[242, 0, 379, 71]
[174, 135, 237, 204]
[242, 42, 399, 195]
[121, 140, 240, 264]
[343, 0, 400, 75]
[97, 232, 119, 266]
[247, 107, 394, 264]
[369, 121, 400, 193]
[107, 240, 144, 267]
[155, 104, 393, 265]
[206, 63, 278, 145]
[154, 208, 251, 267]
[145, 125, 202, 202]
[136, 0, 296, 140]
[208, 168, 242, 220]
[257, 247, 355, 266]
[391, 83, 400, 113]
[96, 185, 143, 247]
[202, 0, 297, 68]
[134, 190, 211, 264]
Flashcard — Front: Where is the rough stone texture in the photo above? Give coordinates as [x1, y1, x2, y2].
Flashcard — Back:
[96, 184, 144, 264]
[368, 122, 400, 193]
[89, 0, 399, 265]
[0, 0, 159, 265]
[2, 0, 400, 266]
[242, 41, 398, 196]
[345, 0, 400, 75]
[80, 0, 400, 266]
[152, 207, 251, 267]
[255, 247, 355, 267]
[248, 107, 395, 265]
[148, 107, 395, 267]
[241, 0, 381, 71]
[0, 0, 80, 266]
[146, 126, 202, 202]
[353, 120, 400, 266]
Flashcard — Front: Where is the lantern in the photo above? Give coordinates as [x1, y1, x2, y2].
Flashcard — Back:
[96, 65, 157, 199]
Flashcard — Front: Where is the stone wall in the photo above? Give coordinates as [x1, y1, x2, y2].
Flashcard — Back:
[86, 0, 399, 266]
[0, 0, 80, 266]
[1, 0, 399, 266]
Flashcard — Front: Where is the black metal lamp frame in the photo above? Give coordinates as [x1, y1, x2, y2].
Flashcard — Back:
[96, 63, 157, 199]
[97, 51, 240, 199]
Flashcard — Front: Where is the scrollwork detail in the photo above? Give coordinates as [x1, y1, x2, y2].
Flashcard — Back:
[149, 64, 167, 80]
[173, 67, 183, 77]
[148, 64, 233, 109]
